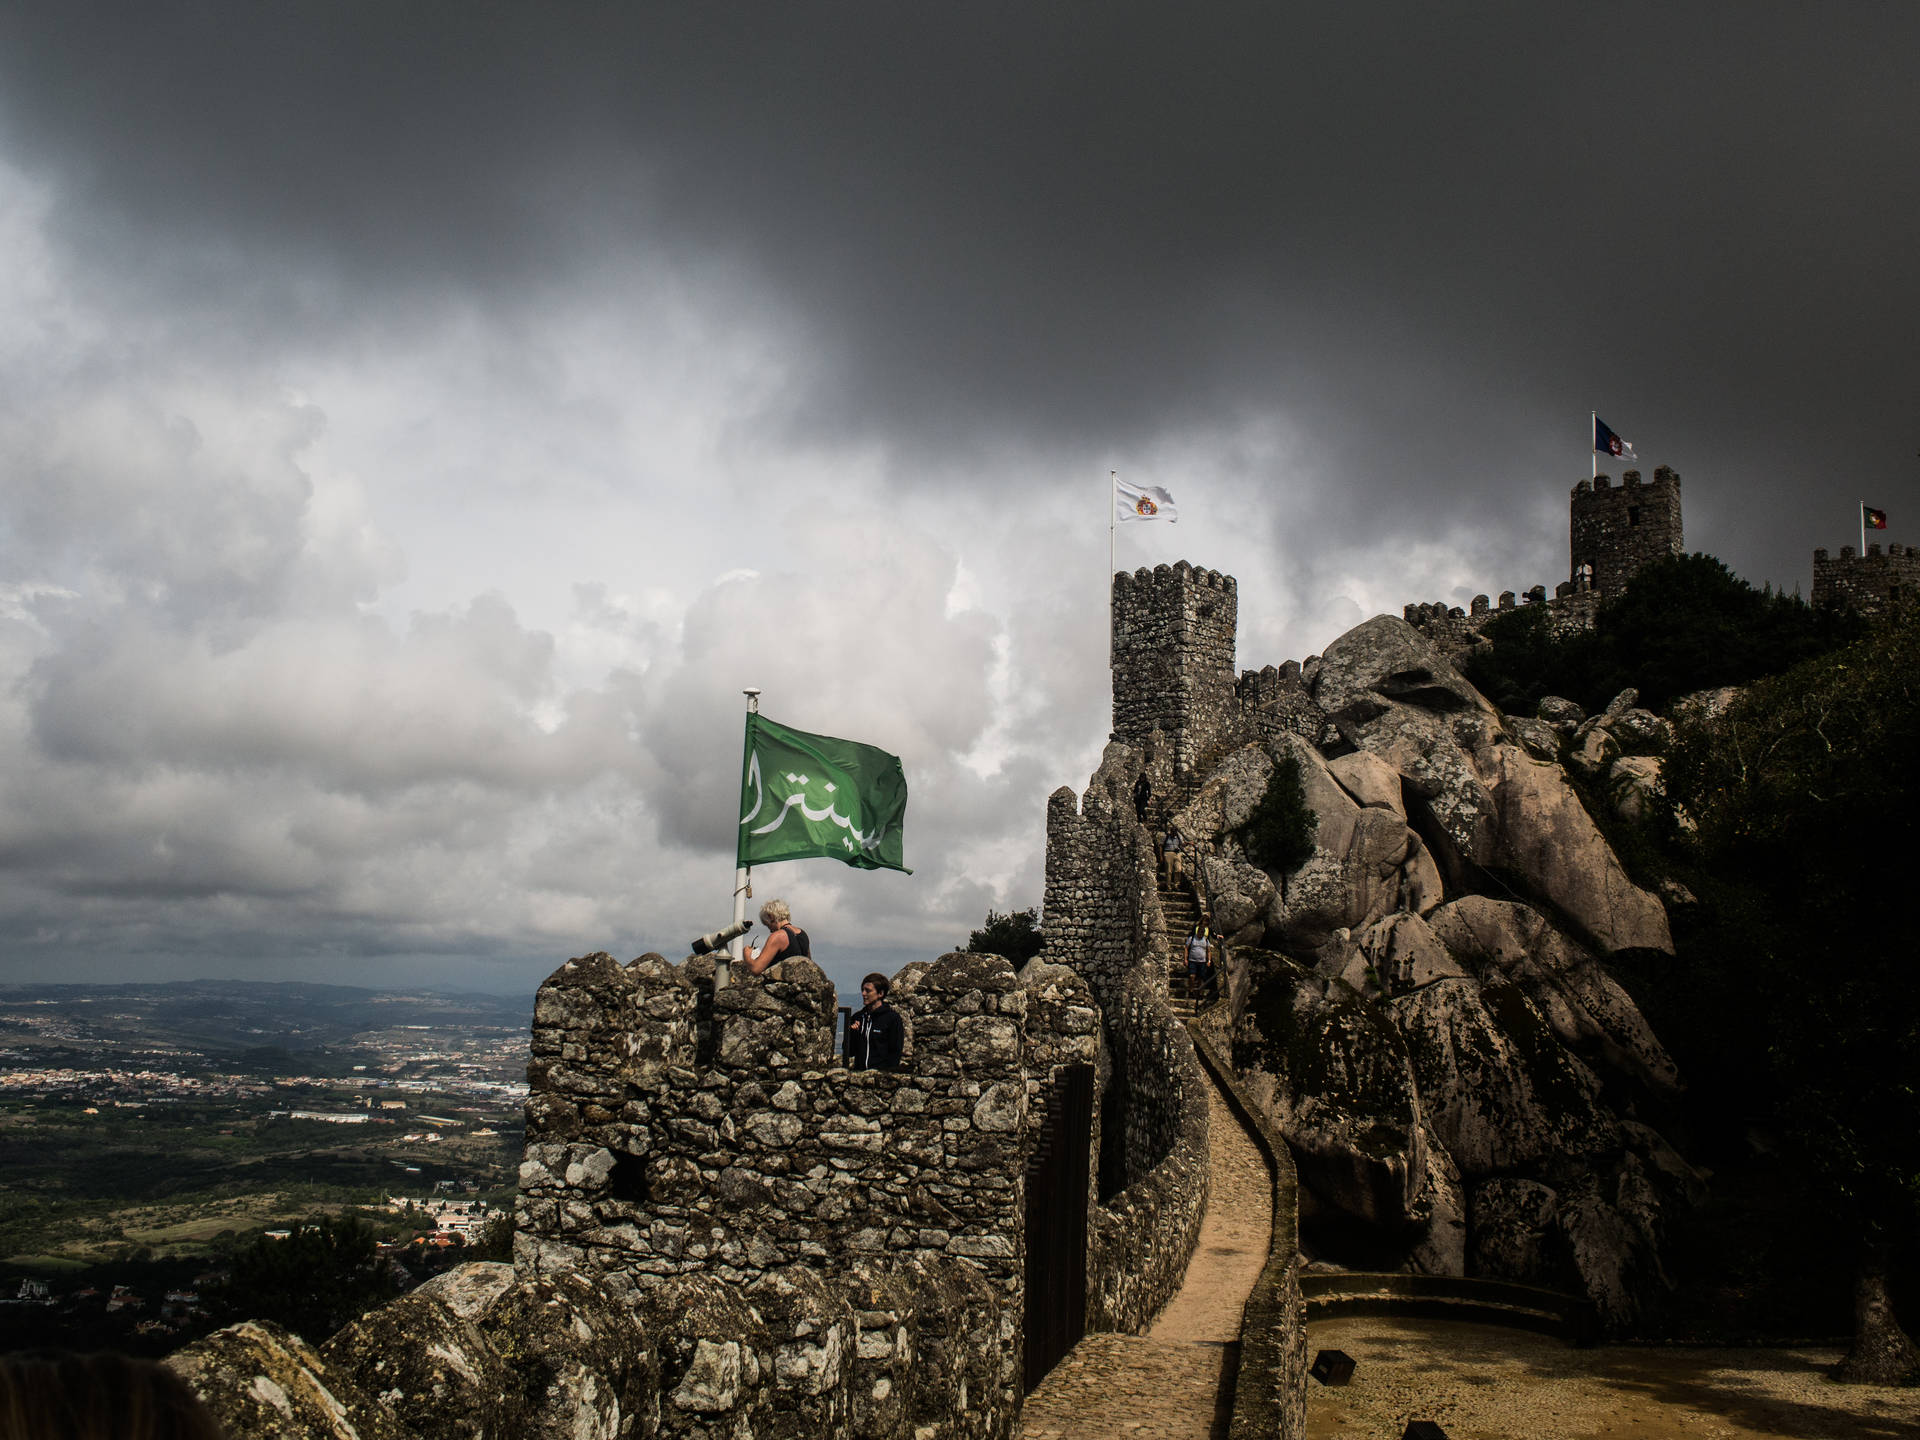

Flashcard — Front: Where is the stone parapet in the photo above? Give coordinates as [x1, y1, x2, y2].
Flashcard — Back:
[517, 946, 1104, 1430]
[1085, 973, 1211, 1332]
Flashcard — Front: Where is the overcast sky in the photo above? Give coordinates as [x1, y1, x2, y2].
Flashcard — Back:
[1, 5, 1913, 999]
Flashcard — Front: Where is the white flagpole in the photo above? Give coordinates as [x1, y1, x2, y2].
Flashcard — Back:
[1109, 470, 1117, 656]
[1109, 470, 1116, 583]
[731, 687, 761, 963]
[1591, 412, 1597, 481]
[1860, 500, 1866, 554]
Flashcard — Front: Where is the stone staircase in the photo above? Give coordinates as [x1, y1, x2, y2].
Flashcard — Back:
[1160, 879, 1203, 1019]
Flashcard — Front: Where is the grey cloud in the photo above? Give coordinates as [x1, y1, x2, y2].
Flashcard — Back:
[3, 6, 1913, 592]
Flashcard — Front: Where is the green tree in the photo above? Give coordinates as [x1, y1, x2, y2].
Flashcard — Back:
[965, 907, 1043, 966]
[1464, 552, 1860, 715]
[213, 1214, 402, 1344]
[471, 1211, 516, 1263]
[1237, 752, 1318, 875]
[1662, 608, 1920, 1381]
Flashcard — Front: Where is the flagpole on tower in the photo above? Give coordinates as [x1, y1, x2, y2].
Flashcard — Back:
[732, 687, 761, 962]
[1105, 474, 1121, 652]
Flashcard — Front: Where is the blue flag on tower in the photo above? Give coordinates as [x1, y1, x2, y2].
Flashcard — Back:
[1594, 416, 1636, 461]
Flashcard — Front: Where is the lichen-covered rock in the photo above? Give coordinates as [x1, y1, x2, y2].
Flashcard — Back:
[1475, 741, 1673, 954]
[1508, 715, 1563, 762]
[1300, 621, 1671, 955]
[1566, 722, 1622, 780]
[1468, 1156, 1683, 1332]
[1670, 685, 1742, 726]
[746, 1268, 856, 1439]
[1326, 749, 1406, 817]
[1311, 614, 1498, 722]
[1556, 1155, 1673, 1331]
[1536, 695, 1586, 733]
[1469, 1177, 1563, 1285]
[414, 1264, 657, 1440]
[1264, 734, 1429, 948]
[1391, 977, 1616, 1177]
[1427, 896, 1679, 1097]
[1609, 707, 1673, 755]
[643, 1273, 775, 1440]
[320, 1288, 504, 1440]
[1621, 1120, 1709, 1209]
[1232, 950, 1429, 1228]
[1197, 852, 1277, 943]
[1607, 754, 1664, 824]
[1409, 1129, 1467, 1277]
[166, 1320, 412, 1440]
[1353, 912, 1466, 993]
[1167, 742, 1274, 840]
[841, 1262, 918, 1440]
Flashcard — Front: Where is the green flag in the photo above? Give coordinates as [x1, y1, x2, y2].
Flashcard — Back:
[737, 714, 911, 873]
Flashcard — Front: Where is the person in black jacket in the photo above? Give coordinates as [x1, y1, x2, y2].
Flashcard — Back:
[846, 972, 904, 1071]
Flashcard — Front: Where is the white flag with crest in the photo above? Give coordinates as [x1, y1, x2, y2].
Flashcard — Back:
[1113, 478, 1178, 523]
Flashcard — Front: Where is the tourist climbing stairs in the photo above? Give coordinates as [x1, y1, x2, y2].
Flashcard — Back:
[1160, 880, 1201, 1019]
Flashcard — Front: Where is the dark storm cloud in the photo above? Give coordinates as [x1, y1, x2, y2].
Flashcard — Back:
[4, 5, 1914, 588]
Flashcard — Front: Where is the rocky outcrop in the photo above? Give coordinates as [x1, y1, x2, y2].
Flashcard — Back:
[166, 1320, 412, 1440]
[1392, 977, 1616, 1175]
[1427, 896, 1679, 1098]
[1231, 950, 1429, 1231]
[1194, 613, 1703, 1333]
[1259, 735, 1442, 948]
[1300, 619, 1672, 956]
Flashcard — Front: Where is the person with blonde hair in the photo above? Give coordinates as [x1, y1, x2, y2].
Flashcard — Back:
[742, 898, 811, 976]
[0, 1350, 227, 1439]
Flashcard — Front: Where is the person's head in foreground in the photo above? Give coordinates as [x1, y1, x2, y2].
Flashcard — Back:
[0, 1350, 227, 1440]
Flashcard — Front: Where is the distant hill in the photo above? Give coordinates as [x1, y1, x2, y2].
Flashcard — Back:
[0, 980, 529, 1054]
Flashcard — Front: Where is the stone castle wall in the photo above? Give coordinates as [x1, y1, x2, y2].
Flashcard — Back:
[1402, 467, 1679, 660]
[1236, 662, 1329, 747]
[1038, 749, 1168, 1016]
[1813, 542, 1919, 615]
[514, 946, 1122, 1436]
[1085, 971, 1211, 1331]
[517, 950, 1095, 1295]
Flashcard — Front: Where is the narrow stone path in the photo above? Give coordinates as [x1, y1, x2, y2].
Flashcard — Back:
[1019, 1071, 1273, 1440]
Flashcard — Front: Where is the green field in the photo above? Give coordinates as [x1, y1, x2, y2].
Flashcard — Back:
[0, 1095, 521, 1269]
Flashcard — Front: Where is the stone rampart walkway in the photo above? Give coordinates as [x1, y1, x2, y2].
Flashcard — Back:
[1020, 1072, 1272, 1439]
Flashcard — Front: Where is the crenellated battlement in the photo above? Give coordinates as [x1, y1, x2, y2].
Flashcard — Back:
[1813, 541, 1919, 615]
[518, 946, 1100, 1316]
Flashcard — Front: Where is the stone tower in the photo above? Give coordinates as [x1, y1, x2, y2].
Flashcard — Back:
[1812, 543, 1919, 614]
[1110, 562, 1237, 782]
[1569, 466, 1683, 597]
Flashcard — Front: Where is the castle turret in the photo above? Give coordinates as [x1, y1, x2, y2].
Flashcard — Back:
[1569, 466, 1683, 597]
[1812, 542, 1918, 614]
[1110, 562, 1237, 782]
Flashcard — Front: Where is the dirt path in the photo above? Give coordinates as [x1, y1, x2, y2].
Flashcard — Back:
[1305, 1316, 1920, 1439]
[1019, 1076, 1272, 1440]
